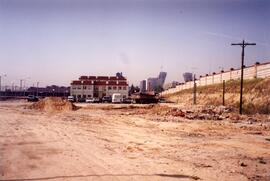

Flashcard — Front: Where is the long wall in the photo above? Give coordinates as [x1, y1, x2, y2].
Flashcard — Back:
[161, 61, 270, 96]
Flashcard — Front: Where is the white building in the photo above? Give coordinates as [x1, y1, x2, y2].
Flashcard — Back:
[70, 75, 128, 100]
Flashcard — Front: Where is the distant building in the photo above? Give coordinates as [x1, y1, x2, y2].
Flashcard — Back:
[183, 72, 193, 82]
[139, 80, 147, 92]
[146, 72, 167, 92]
[146, 77, 158, 91]
[70, 74, 129, 100]
[158, 72, 167, 85]
[164, 81, 180, 90]
[27, 85, 70, 97]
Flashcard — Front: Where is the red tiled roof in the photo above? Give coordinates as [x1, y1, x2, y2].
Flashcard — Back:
[79, 76, 88, 80]
[109, 77, 117, 80]
[97, 76, 109, 80]
[88, 76, 96, 79]
[71, 80, 82, 85]
[117, 77, 127, 80]
[71, 81, 128, 86]
[109, 76, 126, 80]
[117, 82, 128, 86]
[72, 75, 128, 86]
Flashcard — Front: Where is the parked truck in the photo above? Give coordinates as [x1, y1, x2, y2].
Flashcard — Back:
[112, 93, 123, 103]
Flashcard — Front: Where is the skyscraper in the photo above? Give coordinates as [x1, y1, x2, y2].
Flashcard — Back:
[146, 71, 167, 92]
[139, 80, 147, 92]
[183, 72, 193, 82]
[158, 72, 167, 86]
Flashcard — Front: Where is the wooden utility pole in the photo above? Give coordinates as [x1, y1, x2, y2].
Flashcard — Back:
[222, 80, 225, 106]
[193, 74, 196, 105]
[36, 82, 39, 97]
[20, 79, 23, 91]
[231, 40, 256, 114]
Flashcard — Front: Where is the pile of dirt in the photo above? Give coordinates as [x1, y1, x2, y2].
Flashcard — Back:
[28, 97, 78, 112]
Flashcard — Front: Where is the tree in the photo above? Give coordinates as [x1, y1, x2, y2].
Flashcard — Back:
[129, 84, 140, 95]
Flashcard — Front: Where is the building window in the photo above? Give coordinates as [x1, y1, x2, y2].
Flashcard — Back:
[72, 87, 76, 90]
[113, 86, 117, 90]
[78, 87, 81, 89]
[88, 86, 92, 90]
[83, 95, 86, 98]
[108, 86, 112, 90]
[119, 86, 122, 90]
[123, 86, 127, 90]
[87, 95, 92, 98]
[83, 86, 87, 89]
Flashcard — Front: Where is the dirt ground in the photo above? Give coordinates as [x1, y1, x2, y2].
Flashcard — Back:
[0, 100, 270, 181]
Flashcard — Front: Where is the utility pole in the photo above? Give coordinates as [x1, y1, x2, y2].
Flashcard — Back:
[0, 76, 1, 93]
[22, 77, 30, 97]
[20, 79, 23, 91]
[0, 74, 7, 93]
[193, 74, 196, 105]
[36, 82, 39, 97]
[222, 80, 225, 106]
[231, 40, 256, 114]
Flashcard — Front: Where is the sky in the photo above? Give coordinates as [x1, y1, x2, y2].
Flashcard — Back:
[0, 0, 269, 87]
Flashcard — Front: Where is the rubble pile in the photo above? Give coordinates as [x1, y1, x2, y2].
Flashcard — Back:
[150, 105, 234, 120]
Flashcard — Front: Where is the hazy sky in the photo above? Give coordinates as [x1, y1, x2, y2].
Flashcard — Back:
[0, 0, 269, 87]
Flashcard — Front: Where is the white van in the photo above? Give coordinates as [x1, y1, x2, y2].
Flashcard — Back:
[67, 96, 75, 102]
[112, 93, 122, 103]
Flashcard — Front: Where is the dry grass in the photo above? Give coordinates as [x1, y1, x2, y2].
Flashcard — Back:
[165, 78, 270, 114]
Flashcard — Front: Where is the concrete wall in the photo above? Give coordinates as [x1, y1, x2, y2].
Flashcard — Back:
[162, 62, 270, 96]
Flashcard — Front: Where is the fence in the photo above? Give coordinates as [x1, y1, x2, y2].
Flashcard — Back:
[162, 61, 270, 96]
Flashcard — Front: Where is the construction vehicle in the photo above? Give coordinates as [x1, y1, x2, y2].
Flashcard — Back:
[131, 92, 159, 104]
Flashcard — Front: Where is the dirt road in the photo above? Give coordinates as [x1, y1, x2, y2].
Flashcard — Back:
[0, 101, 270, 181]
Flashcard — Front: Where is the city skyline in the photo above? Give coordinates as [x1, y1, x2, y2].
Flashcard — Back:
[0, 0, 269, 87]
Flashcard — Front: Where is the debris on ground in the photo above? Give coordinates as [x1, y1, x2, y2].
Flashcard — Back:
[134, 105, 234, 121]
[240, 162, 248, 167]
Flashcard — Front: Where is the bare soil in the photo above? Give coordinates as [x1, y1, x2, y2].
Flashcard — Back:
[0, 101, 270, 181]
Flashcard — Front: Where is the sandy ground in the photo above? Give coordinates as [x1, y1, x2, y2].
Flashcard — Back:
[0, 101, 270, 181]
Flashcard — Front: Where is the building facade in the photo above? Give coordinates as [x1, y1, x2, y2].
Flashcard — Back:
[183, 72, 193, 82]
[70, 75, 128, 100]
[164, 81, 180, 90]
[139, 80, 147, 92]
[146, 71, 167, 92]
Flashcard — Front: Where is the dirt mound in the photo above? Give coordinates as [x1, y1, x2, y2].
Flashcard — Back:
[29, 97, 77, 112]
